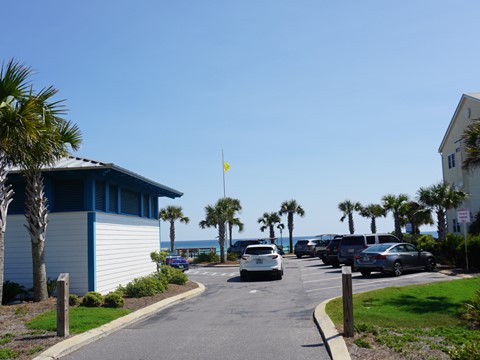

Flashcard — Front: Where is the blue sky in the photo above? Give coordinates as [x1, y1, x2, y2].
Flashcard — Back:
[3, 1, 480, 241]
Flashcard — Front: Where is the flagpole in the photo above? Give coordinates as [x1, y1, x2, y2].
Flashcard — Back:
[222, 149, 226, 198]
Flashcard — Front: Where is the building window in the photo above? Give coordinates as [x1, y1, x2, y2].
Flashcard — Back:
[448, 154, 456, 169]
[121, 188, 140, 215]
[54, 180, 84, 211]
[453, 219, 461, 233]
[109, 185, 118, 213]
[95, 182, 105, 211]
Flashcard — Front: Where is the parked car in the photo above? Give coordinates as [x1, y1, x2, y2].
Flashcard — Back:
[228, 239, 263, 257]
[239, 244, 284, 281]
[165, 256, 189, 272]
[294, 238, 321, 258]
[325, 236, 344, 267]
[313, 234, 339, 263]
[339, 233, 401, 266]
[354, 242, 436, 276]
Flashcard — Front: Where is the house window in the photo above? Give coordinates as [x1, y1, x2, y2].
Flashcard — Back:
[109, 185, 118, 213]
[453, 219, 461, 233]
[142, 194, 150, 218]
[448, 154, 456, 169]
[54, 180, 84, 211]
[121, 188, 140, 215]
[95, 182, 105, 211]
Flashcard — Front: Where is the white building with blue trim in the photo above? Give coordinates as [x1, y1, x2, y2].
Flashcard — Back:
[5, 156, 183, 295]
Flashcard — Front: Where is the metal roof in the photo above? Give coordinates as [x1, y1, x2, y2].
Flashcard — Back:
[10, 156, 183, 199]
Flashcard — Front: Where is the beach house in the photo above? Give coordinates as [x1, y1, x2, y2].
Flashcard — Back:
[439, 93, 480, 233]
[4, 156, 183, 295]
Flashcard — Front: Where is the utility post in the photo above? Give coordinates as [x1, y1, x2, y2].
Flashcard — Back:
[56, 273, 69, 337]
[342, 266, 354, 337]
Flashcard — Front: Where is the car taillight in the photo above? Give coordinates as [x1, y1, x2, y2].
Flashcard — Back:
[374, 255, 386, 259]
[271, 255, 278, 259]
[241, 256, 248, 260]
[354, 255, 361, 259]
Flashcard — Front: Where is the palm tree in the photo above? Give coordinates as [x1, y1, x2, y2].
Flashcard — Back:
[462, 118, 480, 171]
[257, 212, 282, 243]
[20, 85, 82, 302]
[382, 193, 409, 240]
[277, 223, 285, 246]
[338, 200, 361, 234]
[279, 200, 305, 254]
[417, 182, 468, 241]
[223, 197, 244, 247]
[359, 204, 386, 234]
[159, 205, 190, 252]
[400, 201, 433, 235]
[199, 198, 235, 263]
[0, 59, 48, 304]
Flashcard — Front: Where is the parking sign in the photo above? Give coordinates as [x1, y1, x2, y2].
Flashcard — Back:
[457, 208, 470, 224]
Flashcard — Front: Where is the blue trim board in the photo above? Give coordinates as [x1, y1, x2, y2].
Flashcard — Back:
[87, 212, 96, 291]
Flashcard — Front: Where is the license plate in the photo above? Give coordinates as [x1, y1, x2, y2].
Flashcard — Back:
[362, 257, 369, 261]
[256, 259, 263, 264]
[178, 265, 184, 268]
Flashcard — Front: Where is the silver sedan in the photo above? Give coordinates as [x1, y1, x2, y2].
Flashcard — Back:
[354, 242, 436, 276]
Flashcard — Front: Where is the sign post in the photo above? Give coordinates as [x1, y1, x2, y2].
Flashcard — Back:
[457, 208, 470, 273]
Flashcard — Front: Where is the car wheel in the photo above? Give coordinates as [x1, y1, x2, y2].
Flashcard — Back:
[426, 257, 436, 272]
[277, 272, 283, 280]
[240, 271, 248, 282]
[296, 254, 302, 258]
[393, 261, 403, 276]
[331, 260, 340, 268]
[360, 271, 371, 276]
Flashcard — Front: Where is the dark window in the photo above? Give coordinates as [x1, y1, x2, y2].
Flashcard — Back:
[109, 185, 118, 213]
[341, 236, 364, 245]
[366, 236, 375, 245]
[54, 180, 84, 211]
[142, 194, 149, 217]
[453, 219, 461, 233]
[121, 188, 139, 215]
[379, 235, 399, 244]
[7, 182, 26, 214]
[95, 182, 105, 211]
[448, 154, 456, 169]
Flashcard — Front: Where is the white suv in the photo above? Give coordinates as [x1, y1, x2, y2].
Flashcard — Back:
[240, 244, 284, 281]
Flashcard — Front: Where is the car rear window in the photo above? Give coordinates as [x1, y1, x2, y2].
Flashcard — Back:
[364, 244, 391, 253]
[245, 247, 275, 255]
[341, 236, 364, 245]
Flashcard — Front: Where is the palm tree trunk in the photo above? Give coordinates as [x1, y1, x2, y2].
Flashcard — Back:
[24, 170, 48, 302]
[218, 223, 226, 263]
[228, 222, 233, 247]
[437, 209, 446, 241]
[348, 214, 355, 234]
[394, 214, 403, 240]
[288, 213, 294, 253]
[370, 217, 377, 234]
[269, 225, 275, 243]
[170, 220, 175, 253]
[0, 157, 14, 305]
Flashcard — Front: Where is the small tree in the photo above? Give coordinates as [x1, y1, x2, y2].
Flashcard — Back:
[338, 200, 361, 234]
[279, 200, 305, 253]
[257, 212, 282, 243]
[159, 206, 189, 253]
[150, 250, 168, 272]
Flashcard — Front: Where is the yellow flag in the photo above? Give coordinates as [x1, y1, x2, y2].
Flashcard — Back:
[223, 161, 230, 172]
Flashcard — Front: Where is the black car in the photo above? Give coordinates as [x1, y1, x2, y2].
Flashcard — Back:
[325, 237, 343, 267]
[227, 240, 263, 257]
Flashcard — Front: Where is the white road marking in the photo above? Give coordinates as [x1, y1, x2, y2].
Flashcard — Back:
[250, 290, 257, 294]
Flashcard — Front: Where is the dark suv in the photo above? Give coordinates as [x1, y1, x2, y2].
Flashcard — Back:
[339, 233, 400, 266]
[294, 239, 320, 258]
[313, 234, 339, 263]
[228, 240, 263, 257]
[325, 236, 344, 267]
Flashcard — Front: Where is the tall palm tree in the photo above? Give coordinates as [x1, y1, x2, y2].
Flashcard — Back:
[359, 203, 386, 234]
[20, 85, 82, 302]
[462, 118, 480, 171]
[279, 200, 305, 254]
[382, 193, 409, 240]
[199, 198, 236, 263]
[277, 222, 285, 246]
[159, 205, 190, 252]
[223, 197, 243, 247]
[257, 212, 282, 243]
[400, 201, 433, 235]
[338, 200, 361, 234]
[0, 59, 47, 304]
[417, 182, 468, 241]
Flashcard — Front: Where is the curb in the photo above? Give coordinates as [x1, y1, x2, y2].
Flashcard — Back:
[313, 298, 351, 360]
[33, 282, 206, 360]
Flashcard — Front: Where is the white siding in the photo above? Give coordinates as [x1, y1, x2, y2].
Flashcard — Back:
[95, 213, 159, 294]
[5, 212, 89, 295]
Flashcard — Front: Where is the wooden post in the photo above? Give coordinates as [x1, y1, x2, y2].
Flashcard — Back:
[56, 273, 69, 337]
[342, 266, 354, 337]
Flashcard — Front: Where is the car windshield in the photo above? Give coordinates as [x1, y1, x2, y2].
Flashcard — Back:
[341, 236, 364, 245]
[363, 244, 391, 253]
[245, 247, 275, 255]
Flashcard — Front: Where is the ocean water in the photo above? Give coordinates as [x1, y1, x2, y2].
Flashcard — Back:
[167, 235, 313, 253]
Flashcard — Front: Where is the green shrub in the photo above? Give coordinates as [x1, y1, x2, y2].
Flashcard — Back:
[81, 291, 104, 307]
[103, 292, 126, 308]
[449, 341, 480, 360]
[46, 277, 57, 297]
[168, 269, 188, 285]
[194, 252, 219, 264]
[115, 285, 126, 296]
[354, 338, 371, 349]
[461, 289, 480, 329]
[69, 294, 80, 307]
[2, 281, 26, 305]
[414, 234, 437, 253]
[227, 252, 238, 261]
[0, 348, 17, 359]
[124, 275, 165, 298]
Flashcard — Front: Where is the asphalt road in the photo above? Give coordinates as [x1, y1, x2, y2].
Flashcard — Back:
[60, 256, 454, 360]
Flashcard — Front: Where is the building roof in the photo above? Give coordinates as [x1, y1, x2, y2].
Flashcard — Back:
[10, 156, 183, 199]
[438, 93, 480, 153]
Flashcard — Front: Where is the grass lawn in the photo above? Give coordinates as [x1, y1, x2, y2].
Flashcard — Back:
[27, 307, 131, 334]
[325, 277, 480, 357]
